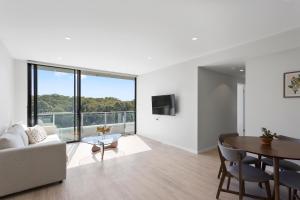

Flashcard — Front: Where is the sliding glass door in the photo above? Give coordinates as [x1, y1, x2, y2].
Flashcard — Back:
[80, 72, 136, 138]
[28, 64, 80, 142]
[28, 63, 136, 142]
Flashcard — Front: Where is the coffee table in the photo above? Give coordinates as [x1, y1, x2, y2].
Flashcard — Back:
[81, 133, 122, 160]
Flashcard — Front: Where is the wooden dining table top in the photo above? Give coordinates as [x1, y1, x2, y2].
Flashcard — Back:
[224, 136, 300, 160]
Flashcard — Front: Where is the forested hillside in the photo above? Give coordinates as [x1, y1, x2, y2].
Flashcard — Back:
[37, 94, 135, 113]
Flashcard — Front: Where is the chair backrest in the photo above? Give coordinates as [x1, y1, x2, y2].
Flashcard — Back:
[218, 133, 239, 144]
[277, 135, 300, 144]
[218, 141, 246, 162]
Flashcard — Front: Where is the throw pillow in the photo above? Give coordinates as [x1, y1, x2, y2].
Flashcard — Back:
[27, 125, 48, 144]
[6, 123, 29, 146]
[0, 133, 26, 150]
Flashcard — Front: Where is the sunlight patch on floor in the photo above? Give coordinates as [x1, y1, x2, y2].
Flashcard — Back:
[67, 135, 151, 168]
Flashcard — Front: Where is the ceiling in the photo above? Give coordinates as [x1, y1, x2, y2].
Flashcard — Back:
[1, 0, 300, 75]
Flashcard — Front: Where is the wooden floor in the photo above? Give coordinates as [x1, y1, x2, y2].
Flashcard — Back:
[66, 135, 152, 168]
[2, 135, 289, 200]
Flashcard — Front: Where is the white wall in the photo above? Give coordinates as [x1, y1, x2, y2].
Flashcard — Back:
[0, 41, 14, 131]
[198, 68, 238, 151]
[14, 60, 27, 123]
[237, 83, 245, 135]
[137, 63, 198, 153]
[245, 48, 300, 138]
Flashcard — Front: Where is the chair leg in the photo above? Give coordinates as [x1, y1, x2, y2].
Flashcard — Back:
[265, 181, 272, 200]
[217, 165, 222, 179]
[216, 173, 226, 199]
[288, 187, 292, 200]
[258, 155, 262, 167]
[255, 160, 260, 169]
[226, 176, 231, 190]
[296, 190, 300, 200]
[261, 163, 266, 171]
[255, 159, 261, 188]
[262, 163, 266, 171]
[293, 189, 298, 200]
[242, 181, 246, 195]
[239, 179, 244, 200]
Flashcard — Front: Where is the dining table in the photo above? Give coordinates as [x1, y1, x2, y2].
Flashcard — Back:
[224, 136, 300, 200]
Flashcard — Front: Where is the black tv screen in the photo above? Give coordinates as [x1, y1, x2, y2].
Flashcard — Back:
[152, 94, 176, 116]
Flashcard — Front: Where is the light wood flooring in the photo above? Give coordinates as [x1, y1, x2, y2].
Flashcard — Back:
[2, 135, 290, 200]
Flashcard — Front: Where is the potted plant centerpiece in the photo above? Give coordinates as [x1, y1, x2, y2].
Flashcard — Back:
[260, 127, 277, 145]
[96, 125, 111, 136]
[90, 126, 111, 153]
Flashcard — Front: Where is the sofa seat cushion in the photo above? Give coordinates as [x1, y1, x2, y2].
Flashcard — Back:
[35, 134, 61, 144]
[0, 133, 25, 150]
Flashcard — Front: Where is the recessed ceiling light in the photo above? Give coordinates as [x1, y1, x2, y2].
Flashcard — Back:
[147, 56, 152, 60]
[240, 69, 245, 72]
[65, 36, 71, 40]
[192, 37, 198, 41]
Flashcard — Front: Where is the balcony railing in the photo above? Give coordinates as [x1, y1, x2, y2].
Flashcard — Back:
[37, 111, 135, 141]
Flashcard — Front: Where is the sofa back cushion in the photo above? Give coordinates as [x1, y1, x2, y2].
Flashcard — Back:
[0, 133, 25, 150]
[6, 124, 29, 146]
[27, 125, 48, 144]
[42, 126, 58, 135]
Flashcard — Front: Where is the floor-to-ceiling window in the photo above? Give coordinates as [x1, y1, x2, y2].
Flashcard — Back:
[28, 63, 136, 142]
[80, 72, 136, 138]
[28, 64, 80, 142]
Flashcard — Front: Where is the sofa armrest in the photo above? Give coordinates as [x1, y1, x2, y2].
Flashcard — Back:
[0, 141, 66, 197]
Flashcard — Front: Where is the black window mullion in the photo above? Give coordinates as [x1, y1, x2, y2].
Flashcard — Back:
[134, 77, 137, 134]
[77, 70, 81, 140]
[33, 65, 38, 125]
[27, 63, 32, 127]
[73, 70, 77, 140]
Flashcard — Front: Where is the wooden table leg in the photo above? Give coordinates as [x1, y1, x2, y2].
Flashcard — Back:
[91, 144, 101, 152]
[273, 157, 280, 200]
[258, 155, 262, 168]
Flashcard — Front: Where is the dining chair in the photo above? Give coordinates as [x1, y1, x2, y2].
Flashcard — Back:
[261, 135, 300, 172]
[279, 170, 300, 200]
[216, 141, 273, 200]
[217, 133, 260, 179]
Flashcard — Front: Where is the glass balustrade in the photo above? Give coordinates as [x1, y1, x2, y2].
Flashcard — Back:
[38, 111, 135, 142]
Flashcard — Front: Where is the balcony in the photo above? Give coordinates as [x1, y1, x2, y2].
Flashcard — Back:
[38, 111, 135, 142]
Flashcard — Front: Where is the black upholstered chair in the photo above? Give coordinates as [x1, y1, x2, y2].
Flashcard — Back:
[217, 133, 259, 179]
[216, 141, 272, 200]
[279, 170, 300, 200]
[261, 135, 300, 172]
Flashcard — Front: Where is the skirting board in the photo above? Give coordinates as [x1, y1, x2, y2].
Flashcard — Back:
[197, 145, 217, 154]
[162, 141, 199, 154]
[136, 134, 199, 154]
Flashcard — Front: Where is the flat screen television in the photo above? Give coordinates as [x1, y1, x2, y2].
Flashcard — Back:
[152, 94, 176, 116]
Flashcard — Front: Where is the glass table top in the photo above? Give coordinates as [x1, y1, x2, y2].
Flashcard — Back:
[81, 133, 122, 145]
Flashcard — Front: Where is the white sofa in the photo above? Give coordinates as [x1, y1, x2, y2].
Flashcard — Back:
[0, 124, 67, 197]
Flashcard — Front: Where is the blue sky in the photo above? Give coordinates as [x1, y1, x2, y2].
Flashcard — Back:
[38, 70, 135, 101]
